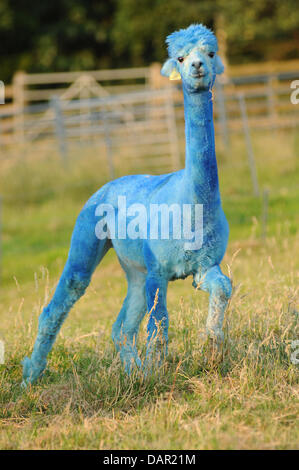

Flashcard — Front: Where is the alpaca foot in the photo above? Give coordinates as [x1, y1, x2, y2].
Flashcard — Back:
[21, 356, 47, 387]
[124, 357, 142, 375]
[143, 340, 167, 376]
[120, 350, 142, 375]
[203, 329, 224, 364]
[206, 328, 224, 350]
[143, 353, 165, 376]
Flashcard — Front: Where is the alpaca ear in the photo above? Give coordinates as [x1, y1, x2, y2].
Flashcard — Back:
[161, 58, 181, 80]
[215, 55, 225, 75]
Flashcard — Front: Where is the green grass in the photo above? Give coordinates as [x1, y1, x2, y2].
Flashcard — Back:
[0, 129, 298, 449]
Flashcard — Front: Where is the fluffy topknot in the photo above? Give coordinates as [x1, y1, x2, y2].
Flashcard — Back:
[166, 24, 218, 58]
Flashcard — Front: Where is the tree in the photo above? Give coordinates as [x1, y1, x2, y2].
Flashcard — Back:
[0, 0, 298, 83]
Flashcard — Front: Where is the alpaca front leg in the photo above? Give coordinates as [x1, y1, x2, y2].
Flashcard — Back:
[199, 265, 232, 347]
[145, 274, 169, 371]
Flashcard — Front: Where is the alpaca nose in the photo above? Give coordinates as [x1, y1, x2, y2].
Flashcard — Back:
[191, 60, 203, 70]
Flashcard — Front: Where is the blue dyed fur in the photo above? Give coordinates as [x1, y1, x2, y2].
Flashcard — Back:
[22, 24, 232, 385]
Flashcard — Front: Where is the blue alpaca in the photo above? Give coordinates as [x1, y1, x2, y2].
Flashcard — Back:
[22, 24, 232, 385]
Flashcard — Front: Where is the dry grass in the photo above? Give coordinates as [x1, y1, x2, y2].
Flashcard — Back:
[0, 235, 298, 449]
[0, 128, 298, 449]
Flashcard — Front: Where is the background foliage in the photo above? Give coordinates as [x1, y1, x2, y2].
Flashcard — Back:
[1, 0, 299, 82]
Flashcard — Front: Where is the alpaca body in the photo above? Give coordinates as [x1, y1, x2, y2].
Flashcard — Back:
[22, 24, 232, 384]
[84, 167, 228, 281]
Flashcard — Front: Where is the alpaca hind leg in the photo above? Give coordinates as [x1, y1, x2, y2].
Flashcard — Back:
[200, 265, 232, 347]
[112, 270, 147, 373]
[111, 297, 128, 352]
[22, 205, 111, 385]
[144, 273, 168, 372]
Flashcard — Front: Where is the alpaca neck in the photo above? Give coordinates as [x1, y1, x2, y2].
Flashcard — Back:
[182, 86, 220, 203]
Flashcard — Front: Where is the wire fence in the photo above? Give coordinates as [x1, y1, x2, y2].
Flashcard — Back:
[0, 65, 298, 181]
[1, 65, 299, 285]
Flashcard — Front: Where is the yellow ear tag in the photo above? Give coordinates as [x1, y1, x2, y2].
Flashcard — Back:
[169, 69, 181, 81]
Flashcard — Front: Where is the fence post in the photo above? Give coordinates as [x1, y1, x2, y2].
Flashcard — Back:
[149, 63, 167, 90]
[51, 95, 68, 164]
[12, 71, 26, 144]
[215, 79, 229, 150]
[238, 93, 260, 197]
[79, 75, 91, 141]
[267, 75, 277, 129]
[103, 110, 114, 179]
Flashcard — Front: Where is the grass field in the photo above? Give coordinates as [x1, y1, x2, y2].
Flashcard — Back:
[0, 129, 298, 449]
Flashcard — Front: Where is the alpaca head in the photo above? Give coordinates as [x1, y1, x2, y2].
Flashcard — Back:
[161, 24, 224, 92]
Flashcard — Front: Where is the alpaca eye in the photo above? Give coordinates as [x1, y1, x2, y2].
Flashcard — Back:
[177, 57, 184, 63]
[208, 52, 215, 58]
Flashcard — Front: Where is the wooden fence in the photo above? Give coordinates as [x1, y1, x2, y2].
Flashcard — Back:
[0, 63, 298, 157]
[1, 89, 179, 175]
[51, 88, 180, 175]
